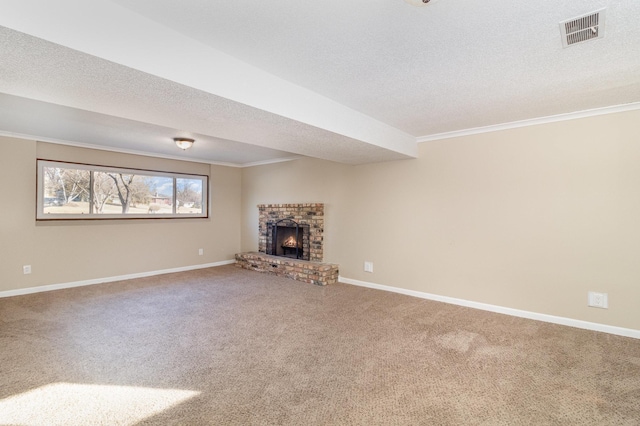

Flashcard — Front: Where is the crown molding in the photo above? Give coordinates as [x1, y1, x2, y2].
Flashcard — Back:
[239, 156, 303, 168]
[417, 102, 640, 143]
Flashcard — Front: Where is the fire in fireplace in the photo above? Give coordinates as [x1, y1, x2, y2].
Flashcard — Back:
[267, 218, 310, 260]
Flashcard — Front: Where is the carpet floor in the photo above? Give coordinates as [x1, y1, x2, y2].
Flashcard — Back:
[1, 265, 639, 425]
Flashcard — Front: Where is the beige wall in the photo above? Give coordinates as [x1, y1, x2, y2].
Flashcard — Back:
[3, 108, 639, 331]
[0, 138, 241, 292]
[241, 110, 640, 330]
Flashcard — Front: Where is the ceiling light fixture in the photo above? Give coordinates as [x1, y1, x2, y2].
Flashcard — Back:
[174, 137, 195, 150]
[403, 0, 438, 6]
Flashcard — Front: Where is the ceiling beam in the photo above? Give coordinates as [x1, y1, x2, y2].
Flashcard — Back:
[0, 0, 417, 161]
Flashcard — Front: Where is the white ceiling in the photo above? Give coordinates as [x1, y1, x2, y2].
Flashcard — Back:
[1, 0, 639, 166]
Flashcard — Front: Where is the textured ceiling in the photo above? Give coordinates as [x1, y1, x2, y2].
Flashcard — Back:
[1, 0, 639, 165]
[0, 28, 407, 166]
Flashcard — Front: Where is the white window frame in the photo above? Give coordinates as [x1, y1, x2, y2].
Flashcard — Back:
[36, 159, 209, 220]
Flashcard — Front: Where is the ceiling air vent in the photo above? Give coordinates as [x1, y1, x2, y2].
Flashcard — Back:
[559, 9, 605, 48]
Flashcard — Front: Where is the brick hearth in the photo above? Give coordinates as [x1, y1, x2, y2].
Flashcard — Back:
[235, 252, 339, 286]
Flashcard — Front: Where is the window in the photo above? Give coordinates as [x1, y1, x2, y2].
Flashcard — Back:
[37, 160, 208, 220]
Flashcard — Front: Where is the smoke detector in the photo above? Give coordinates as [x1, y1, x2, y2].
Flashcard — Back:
[560, 9, 606, 48]
[404, 0, 439, 6]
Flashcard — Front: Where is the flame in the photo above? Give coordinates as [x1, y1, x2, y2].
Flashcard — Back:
[283, 236, 297, 247]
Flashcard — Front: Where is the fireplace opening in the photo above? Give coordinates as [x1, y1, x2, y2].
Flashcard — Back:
[267, 218, 310, 260]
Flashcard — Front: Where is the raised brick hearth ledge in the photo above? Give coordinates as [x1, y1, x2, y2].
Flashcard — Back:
[235, 252, 339, 286]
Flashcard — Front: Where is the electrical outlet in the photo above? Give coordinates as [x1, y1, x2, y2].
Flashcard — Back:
[364, 261, 373, 273]
[23, 265, 31, 275]
[198, 248, 204, 256]
[588, 291, 608, 309]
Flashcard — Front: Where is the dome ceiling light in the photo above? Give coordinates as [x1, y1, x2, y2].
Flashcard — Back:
[403, 0, 439, 6]
[174, 137, 195, 150]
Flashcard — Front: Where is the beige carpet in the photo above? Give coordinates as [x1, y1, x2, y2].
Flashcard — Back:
[1, 265, 639, 425]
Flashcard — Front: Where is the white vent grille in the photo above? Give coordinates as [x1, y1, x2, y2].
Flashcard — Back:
[560, 9, 605, 48]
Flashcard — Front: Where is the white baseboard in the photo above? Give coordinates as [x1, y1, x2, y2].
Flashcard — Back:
[339, 276, 640, 340]
[0, 260, 236, 299]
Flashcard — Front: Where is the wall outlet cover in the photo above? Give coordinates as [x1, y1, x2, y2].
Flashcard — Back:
[588, 291, 608, 309]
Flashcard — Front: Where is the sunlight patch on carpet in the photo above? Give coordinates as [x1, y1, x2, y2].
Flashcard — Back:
[0, 382, 200, 425]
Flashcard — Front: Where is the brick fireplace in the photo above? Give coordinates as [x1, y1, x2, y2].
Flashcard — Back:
[235, 203, 338, 285]
[258, 203, 324, 262]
